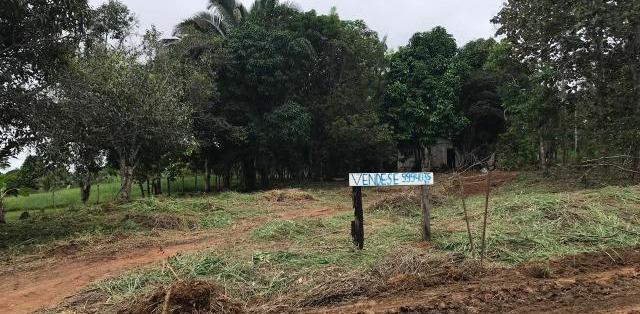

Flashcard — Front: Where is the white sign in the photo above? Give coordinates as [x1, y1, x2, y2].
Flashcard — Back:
[349, 172, 434, 187]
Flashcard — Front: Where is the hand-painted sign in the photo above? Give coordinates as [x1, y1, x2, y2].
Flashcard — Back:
[349, 172, 434, 187]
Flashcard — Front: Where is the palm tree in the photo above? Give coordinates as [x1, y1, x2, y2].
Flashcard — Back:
[174, 0, 248, 38]
[174, 0, 296, 38]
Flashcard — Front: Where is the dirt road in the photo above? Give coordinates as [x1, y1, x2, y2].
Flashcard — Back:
[0, 234, 225, 314]
[0, 195, 345, 314]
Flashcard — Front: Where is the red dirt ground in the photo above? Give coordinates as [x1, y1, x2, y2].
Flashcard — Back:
[0, 195, 345, 314]
[0, 234, 225, 314]
[307, 249, 640, 314]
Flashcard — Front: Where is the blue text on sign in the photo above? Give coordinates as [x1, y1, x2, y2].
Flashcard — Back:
[348, 173, 434, 187]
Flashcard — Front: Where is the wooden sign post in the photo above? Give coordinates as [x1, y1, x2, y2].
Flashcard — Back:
[349, 172, 434, 249]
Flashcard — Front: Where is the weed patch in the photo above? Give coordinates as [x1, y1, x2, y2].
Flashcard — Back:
[251, 220, 309, 241]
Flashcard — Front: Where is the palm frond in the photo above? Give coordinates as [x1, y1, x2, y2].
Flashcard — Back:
[207, 0, 247, 27]
[174, 11, 227, 37]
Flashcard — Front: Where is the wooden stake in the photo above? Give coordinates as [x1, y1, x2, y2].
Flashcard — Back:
[456, 173, 474, 256]
[351, 186, 364, 249]
[421, 185, 431, 241]
[480, 170, 492, 267]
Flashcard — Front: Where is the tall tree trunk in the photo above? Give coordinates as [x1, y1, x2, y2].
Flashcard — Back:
[80, 178, 92, 204]
[243, 158, 257, 192]
[156, 177, 162, 195]
[167, 177, 171, 196]
[224, 169, 231, 190]
[204, 159, 211, 193]
[413, 146, 423, 172]
[119, 163, 134, 202]
[260, 165, 269, 189]
[0, 199, 5, 224]
[139, 182, 145, 198]
[539, 133, 547, 175]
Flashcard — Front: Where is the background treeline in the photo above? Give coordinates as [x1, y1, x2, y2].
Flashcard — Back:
[1, 0, 639, 213]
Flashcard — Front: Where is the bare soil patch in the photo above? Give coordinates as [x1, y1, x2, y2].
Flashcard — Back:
[122, 280, 245, 314]
[307, 248, 640, 313]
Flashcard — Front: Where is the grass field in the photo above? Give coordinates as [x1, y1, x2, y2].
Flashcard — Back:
[2, 173, 639, 313]
[3, 175, 227, 212]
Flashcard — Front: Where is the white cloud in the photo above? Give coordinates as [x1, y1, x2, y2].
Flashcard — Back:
[89, 0, 503, 48]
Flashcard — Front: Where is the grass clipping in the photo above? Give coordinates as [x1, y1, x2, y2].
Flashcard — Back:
[121, 280, 244, 314]
[262, 189, 316, 202]
[369, 189, 442, 216]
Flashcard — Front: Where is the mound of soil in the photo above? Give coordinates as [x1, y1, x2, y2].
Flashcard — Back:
[263, 189, 317, 202]
[122, 280, 245, 314]
[45, 240, 84, 257]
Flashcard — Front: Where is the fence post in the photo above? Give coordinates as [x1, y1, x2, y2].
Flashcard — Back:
[421, 185, 431, 241]
[351, 186, 364, 249]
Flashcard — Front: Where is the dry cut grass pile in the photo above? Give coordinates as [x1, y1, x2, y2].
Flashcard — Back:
[262, 189, 317, 202]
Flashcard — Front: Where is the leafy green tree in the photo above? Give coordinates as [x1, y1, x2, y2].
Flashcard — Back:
[7, 155, 48, 190]
[174, 1, 395, 188]
[45, 43, 192, 201]
[454, 39, 506, 163]
[494, 0, 640, 174]
[0, 0, 90, 160]
[383, 27, 467, 170]
[86, 0, 137, 48]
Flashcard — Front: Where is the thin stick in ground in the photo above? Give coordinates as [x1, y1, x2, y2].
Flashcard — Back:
[161, 285, 173, 314]
[456, 172, 474, 257]
[480, 169, 492, 267]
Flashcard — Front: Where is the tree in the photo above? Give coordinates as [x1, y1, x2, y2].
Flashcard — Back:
[174, 1, 396, 188]
[175, 0, 247, 38]
[493, 0, 640, 174]
[45, 42, 192, 202]
[454, 39, 506, 164]
[0, 0, 90, 160]
[86, 0, 137, 48]
[383, 27, 467, 170]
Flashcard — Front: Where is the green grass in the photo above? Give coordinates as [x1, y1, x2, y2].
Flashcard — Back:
[3, 175, 232, 212]
[0, 193, 262, 256]
[432, 183, 640, 264]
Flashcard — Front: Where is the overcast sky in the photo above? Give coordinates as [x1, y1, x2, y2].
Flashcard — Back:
[5, 0, 504, 171]
[86, 0, 504, 48]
